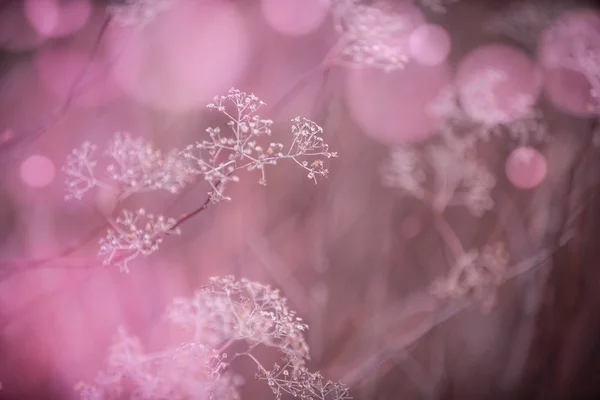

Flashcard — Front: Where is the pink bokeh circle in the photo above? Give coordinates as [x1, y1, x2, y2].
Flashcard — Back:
[35, 46, 123, 107]
[106, 0, 249, 112]
[505, 146, 547, 190]
[24, 0, 92, 38]
[20, 155, 56, 188]
[538, 9, 600, 116]
[409, 24, 451, 66]
[0, 1, 45, 52]
[345, 61, 451, 145]
[456, 44, 543, 125]
[543, 68, 598, 116]
[261, 0, 330, 37]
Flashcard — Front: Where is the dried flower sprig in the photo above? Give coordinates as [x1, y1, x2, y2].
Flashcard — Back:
[76, 276, 351, 400]
[107, 0, 174, 27]
[331, 0, 416, 72]
[98, 208, 180, 272]
[75, 328, 243, 400]
[167, 276, 310, 374]
[63, 88, 336, 270]
[182, 89, 337, 202]
[63, 142, 105, 200]
[382, 141, 496, 217]
[63, 133, 193, 201]
[430, 71, 548, 147]
[431, 242, 509, 312]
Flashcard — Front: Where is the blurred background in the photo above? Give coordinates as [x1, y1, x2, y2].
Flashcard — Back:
[0, 0, 600, 398]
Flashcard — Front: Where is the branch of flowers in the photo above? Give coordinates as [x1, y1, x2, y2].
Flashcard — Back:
[3, 47, 335, 274]
[0, 177, 197, 275]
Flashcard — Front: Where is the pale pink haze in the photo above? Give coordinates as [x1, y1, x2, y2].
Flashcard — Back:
[505, 147, 547, 190]
[35, 46, 122, 107]
[456, 44, 543, 124]
[0, 129, 15, 144]
[24, 0, 59, 36]
[345, 61, 451, 145]
[245, 51, 327, 120]
[20, 155, 56, 188]
[24, 0, 92, 38]
[261, 0, 330, 37]
[107, 0, 249, 112]
[409, 24, 451, 66]
[401, 215, 423, 239]
[538, 9, 600, 116]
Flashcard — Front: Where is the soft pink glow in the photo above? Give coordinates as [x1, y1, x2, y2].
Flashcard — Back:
[107, 0, 249, 112]
[35, 46, 122, 107]
[20, 155, 56, 188]
[24, 0, 91, 38]
[505, 147, 547, 190]
[538, 9, 600, 116]
[0, 128, 16, 144]
[261, 0, 330, 37]
[345, 61, 451, 145]
[401, 215, 423, 239]
[409, 24, 451, 66]
[456, 44, 542, 125]
[24, 0, 59, 36]
[0, 63, 55, 134]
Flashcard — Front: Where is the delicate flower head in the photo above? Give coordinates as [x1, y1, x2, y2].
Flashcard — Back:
[107, 0, 174, 27]
[332, 0, 417, 72]
[99, 208, 180, 272]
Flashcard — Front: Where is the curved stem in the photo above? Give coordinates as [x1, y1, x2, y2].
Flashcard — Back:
[434, 213, 465, 261]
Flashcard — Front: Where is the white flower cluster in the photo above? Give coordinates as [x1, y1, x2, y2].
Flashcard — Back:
[107, 0, 173, 27]
[63, 142, 101, 201]
[99, 209, 180, 272]
[331, 0, 416, 72]
[63, 133, 192, 201]
[382, 65, 546, 311]
[63, 88, 336, 270]
[431, 242, 509, 312]
[181, 89, 337, 202]
[382, 65, 550, 216]
[541, 13, 600, 113]
[168, 276, 310, 374]
[382, 140, 496, 217]
[76, 328, 242, 400]
[258, 366, 351, 400]
[76, 276, 350, 400]
[430, 69, 548, 146]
